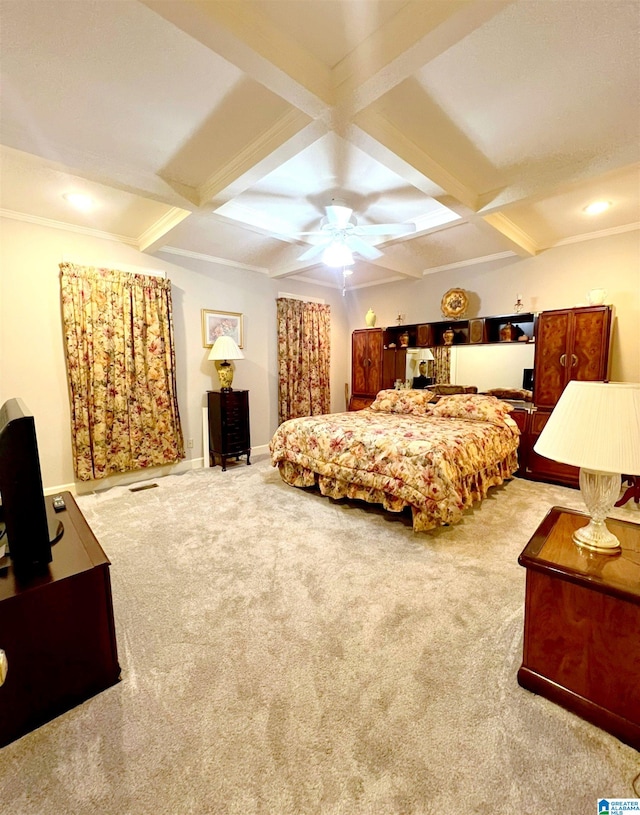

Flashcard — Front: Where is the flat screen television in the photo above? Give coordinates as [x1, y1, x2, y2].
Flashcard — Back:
[0, 398, 62, 572]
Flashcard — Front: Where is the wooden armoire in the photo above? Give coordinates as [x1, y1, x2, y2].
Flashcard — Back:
[525, 305, 613, 485]
[350, 329, 384, 410]
[350, 328, 407, 410]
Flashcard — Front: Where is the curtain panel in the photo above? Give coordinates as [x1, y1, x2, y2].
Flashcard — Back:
[60, 263, 184, 481]
[432, 346, 451, 384]
[276, 298, 331, 424]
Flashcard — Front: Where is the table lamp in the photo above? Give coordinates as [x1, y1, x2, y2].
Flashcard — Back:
[533, 380, 640, 552]
[208, 335, 244, 391]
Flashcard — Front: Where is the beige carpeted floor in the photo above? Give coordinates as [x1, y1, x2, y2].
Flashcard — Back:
[0, 457, 638, 815]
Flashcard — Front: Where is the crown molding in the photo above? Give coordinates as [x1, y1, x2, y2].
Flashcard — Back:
[423, 251, 515, 276]
[0, 209, 137, 245]
[552, 221, 640, 247]
[158, 246, 268, 274]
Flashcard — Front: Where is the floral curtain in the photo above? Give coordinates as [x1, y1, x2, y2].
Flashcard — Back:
[60, 262, 184, 481]
[276, 298, 331, 424]
[432, 345, 451, 384]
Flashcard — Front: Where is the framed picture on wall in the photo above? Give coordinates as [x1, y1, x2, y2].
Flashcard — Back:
[201, 310, 244, 348]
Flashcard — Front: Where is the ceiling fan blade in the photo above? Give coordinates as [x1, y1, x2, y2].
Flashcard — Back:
[355, 222, 416, 236]
[297, 242, 328, 261]
[326, 204, 353, 229]
[345, 235, 383, 260]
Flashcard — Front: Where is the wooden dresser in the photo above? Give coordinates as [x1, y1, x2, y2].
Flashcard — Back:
[207, 390, 251, 470]
[0, 493, 120, 747]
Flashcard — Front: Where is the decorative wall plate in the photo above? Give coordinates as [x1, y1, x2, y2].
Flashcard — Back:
[440, 288, 469, 319]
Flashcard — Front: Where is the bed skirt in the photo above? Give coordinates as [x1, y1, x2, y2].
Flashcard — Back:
[275, 450, 518, 532]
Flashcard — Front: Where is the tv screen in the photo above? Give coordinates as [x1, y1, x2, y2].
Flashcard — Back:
[0, 398, 61, 572]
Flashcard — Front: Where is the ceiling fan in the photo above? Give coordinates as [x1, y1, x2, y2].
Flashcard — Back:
[296, 203, 416, 267]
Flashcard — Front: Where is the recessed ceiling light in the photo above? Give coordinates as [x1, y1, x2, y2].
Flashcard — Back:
[583, 200, 611, 215]
[63, 192, 94, 211]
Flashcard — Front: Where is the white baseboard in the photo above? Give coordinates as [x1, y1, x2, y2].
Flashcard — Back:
[47, 445, 271, 497]
[47, 456, 205, 497]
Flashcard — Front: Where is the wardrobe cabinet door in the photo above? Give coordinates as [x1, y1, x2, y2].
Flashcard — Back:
[571, 307, 611, 383]
[352, 329, 383, 397]
[352, 330, 369, 396]
[366, 331, 384, 394]
[533, 310, 571, 409]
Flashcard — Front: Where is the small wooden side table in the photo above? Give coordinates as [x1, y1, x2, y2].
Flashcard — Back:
[518, 506, 640, 749]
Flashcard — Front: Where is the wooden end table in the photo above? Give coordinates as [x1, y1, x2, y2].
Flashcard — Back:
[518, 506, 640, 750]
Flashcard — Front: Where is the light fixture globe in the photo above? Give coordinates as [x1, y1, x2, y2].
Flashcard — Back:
[208, 335, 244, 391]
[322, 240, 354, 268]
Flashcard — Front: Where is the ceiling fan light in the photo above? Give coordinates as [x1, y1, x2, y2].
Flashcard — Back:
[322, 241, 354, 268]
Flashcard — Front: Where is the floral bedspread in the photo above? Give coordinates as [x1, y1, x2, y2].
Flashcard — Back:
[269, 409, 520, 531]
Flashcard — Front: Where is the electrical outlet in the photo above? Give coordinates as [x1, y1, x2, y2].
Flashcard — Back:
[187, 438, 194, 448]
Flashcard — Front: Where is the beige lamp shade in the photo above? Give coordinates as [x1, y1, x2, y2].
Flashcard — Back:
[208, 335, 244, 361]
[407, 348, 434, 361]
[534, 380, 640, 552]
[534, 381, 640, 475]
[208, 335, 244, 390]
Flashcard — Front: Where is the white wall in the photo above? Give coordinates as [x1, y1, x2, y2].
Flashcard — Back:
[0, 217, 349, 493]
[346, 230, 640, 383]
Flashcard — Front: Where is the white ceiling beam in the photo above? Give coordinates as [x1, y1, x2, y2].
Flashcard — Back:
[0, 125, 201, 210]
[268, 257, 331, 280]
[137, 206, 193, 253]
[140, 0, 333, 118]
[366, 256, 424, 280]
[477, 151, 640, 215]
[441, 198, 539, 258]
[268, 254, 422, 281]
[333, 0, 513, 116]
[480, 213, 539, 257]
[351, 113, 480, 210]
[198, 113, 326, 208]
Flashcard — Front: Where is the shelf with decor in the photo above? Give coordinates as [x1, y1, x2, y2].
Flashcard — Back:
[382, 312, 535, 348]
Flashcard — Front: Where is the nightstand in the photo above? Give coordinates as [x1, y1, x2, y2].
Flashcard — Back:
[207, 390, 251, 471]
[517, 506, 640, 749]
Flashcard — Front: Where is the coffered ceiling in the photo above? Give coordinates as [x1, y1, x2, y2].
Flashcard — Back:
[1, 0, 638, 290]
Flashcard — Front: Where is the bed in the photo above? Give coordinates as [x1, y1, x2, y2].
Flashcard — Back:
[269, 390, 520, 532]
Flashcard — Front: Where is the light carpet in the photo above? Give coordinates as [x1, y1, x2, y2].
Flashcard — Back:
[0, 457, 638, 815]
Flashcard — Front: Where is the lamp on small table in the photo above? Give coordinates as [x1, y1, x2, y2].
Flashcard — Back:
[208, 335, 244, 391]
[534, 380, 640, 553]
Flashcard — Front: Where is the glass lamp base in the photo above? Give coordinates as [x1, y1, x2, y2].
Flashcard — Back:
[574, 469, 622, 553]
[572, 520, 621, 552]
